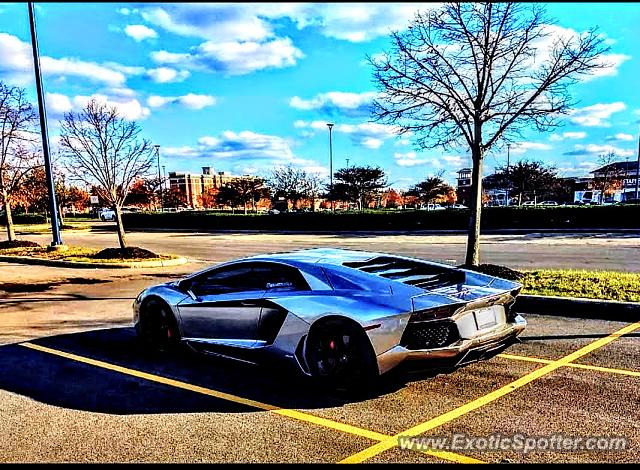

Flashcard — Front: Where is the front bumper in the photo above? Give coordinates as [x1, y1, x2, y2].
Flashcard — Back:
[376, 315, 527, 375]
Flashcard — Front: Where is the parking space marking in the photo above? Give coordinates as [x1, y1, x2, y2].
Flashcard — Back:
[498, 353, 640, 378]
[339, 321, 640, 463]
[19, 342, 482, 464]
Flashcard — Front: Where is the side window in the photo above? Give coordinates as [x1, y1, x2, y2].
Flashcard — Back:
[191, 265, 262, 296]
[258, 264, 309, 292]
[190, 263, 309, 296]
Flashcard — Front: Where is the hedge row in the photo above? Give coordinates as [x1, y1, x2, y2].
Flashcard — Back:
[0, 213, 47, 225]
[120, 205, 640, 232]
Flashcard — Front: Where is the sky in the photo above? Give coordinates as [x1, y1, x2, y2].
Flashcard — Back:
[1, 2, 639, 190]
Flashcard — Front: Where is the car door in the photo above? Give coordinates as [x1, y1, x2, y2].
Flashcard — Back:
[177, 263, 268, 346]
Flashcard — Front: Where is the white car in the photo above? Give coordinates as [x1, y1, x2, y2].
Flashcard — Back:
[538, 201, 558, 206]
[522, 201, 536, 207]
[99, 208, 115, 221]
[449, 204, 468, 209]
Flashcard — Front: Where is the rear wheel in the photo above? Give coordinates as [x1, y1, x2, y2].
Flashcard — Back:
[137, 298, 180, 352]
[305, 318, 379, 392]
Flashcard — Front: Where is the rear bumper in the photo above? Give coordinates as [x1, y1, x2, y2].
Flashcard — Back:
[377, 315, 526, 375]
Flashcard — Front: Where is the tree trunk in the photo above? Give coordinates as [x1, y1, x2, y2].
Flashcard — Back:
[243, 200, 247, 215]
[114, 205, 127, 249]
[58, 204, 65, 226]
[465, 148, 484, 266]
[3, 195, 16, 242]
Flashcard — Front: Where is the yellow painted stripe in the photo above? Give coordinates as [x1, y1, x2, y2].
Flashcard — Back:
[340, 321, 640, 463]
[499, 353, 640, 378]
[19, 342, 481, 464]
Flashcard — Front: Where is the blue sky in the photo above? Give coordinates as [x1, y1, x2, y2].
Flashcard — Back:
[1, 2, 639, 190]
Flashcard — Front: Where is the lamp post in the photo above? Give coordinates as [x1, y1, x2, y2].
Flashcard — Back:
[28, 2, 63, 247]
[635, 132, 640, 200]
[506, 143, 511, 206]
[327, 123, 334, 212]
[154, 145, 162, 211]
[346, 158, 350, 169]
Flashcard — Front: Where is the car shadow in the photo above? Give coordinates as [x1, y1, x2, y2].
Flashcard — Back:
[0, 327, 425, 415]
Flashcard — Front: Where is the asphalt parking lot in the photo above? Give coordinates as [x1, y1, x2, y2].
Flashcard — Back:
[1, 232, 639, 463]
[0, 306, 638, 462]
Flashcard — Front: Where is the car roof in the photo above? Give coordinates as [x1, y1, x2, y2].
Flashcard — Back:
[243, 248, 381, 266]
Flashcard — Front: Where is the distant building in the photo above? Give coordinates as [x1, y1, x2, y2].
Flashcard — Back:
[456, 168, 472, 206]
[591, 161, 640, 200]
[168, 167, 248, 209]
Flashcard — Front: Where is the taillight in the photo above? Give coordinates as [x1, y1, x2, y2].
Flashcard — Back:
[409, 304, 460, 322]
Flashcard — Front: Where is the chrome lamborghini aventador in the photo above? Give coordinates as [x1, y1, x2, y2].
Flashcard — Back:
[133, 248, 526, 387]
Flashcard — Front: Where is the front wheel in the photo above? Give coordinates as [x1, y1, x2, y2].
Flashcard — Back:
[305, 318, 379, 392]
[137, 299, 180, 352]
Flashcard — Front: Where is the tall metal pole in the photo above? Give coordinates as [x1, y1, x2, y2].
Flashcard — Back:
[28, 2, 63, 246]
[346, 158, 350, 169]
[635, 132, 640, 200]
[155, 145, 162, 211]
[327, 123, 334, 212]
[506, 143, 511, 206]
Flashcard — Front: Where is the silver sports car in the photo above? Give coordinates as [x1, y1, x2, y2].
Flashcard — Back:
[133, 248, 526, 388]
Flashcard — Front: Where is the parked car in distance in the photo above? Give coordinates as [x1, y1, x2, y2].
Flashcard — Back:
[448, 204, 468, 209]
[99, 208, 115, 221]
[522, 201, 536, 206]
[538, 201, 558, 206]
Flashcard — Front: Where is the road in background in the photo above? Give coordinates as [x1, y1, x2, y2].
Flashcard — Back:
[16, 228, 640, 272]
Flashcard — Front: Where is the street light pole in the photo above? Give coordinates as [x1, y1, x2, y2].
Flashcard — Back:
[346, 158, 350, 169]
[506, 143, 511, 206]
[28, 2, 63, 247]
[327, 123, 334, 212]
[635, 131, 640, 200]
[155, 145, 162, 211]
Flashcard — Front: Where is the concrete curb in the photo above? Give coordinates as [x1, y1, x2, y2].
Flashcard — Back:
[0, 254, 189, 269]
[515, 294, 640, 322]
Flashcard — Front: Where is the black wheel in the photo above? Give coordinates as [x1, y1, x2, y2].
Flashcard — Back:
[137, 298, 180, 352]
[305, 318, 379, 392]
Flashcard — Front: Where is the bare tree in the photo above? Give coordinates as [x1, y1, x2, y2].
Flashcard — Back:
[59, 99, 155, 249]
[268, 164, 308, 210]
[0, 82, 40, 242]
[371, 2, 609, 265]
[592, 151, 624, 202]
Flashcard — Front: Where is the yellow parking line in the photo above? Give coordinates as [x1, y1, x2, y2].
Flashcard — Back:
[19, 342, 481, 464]
[499, 353, 640, 378]
[339, 321, 640, 463]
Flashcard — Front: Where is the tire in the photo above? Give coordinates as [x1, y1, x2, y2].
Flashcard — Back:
[137, 298, 180, 352]
[305, 318, 379, 392]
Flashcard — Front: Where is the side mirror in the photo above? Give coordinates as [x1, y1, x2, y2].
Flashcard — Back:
[177, 278, 192, 293]
[177, 278, 198, 300]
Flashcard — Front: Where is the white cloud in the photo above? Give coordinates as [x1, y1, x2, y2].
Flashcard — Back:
[151, 38, 303, 76]
[162, 130, 329, 177]
[147, 93, 216, 110]
[394, 151, 442, 168]
[563, 143, 633, 157]
[529, 25, 630, 83]
[46, 92, 150, 121]
[549, 131, 587, 141]
[46, 92, 73, 114]
[508, 142, 553, 155]
[605, 133, 634, 142]
[140, 3, 431, 44]
[294, 120, 401, 149]
[569, 102, 626, 127]
[145, 67, 190, 83]
[290, 91, 377, 118]
[124, 24, 158, 42]
[0, 32, 143, 87]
